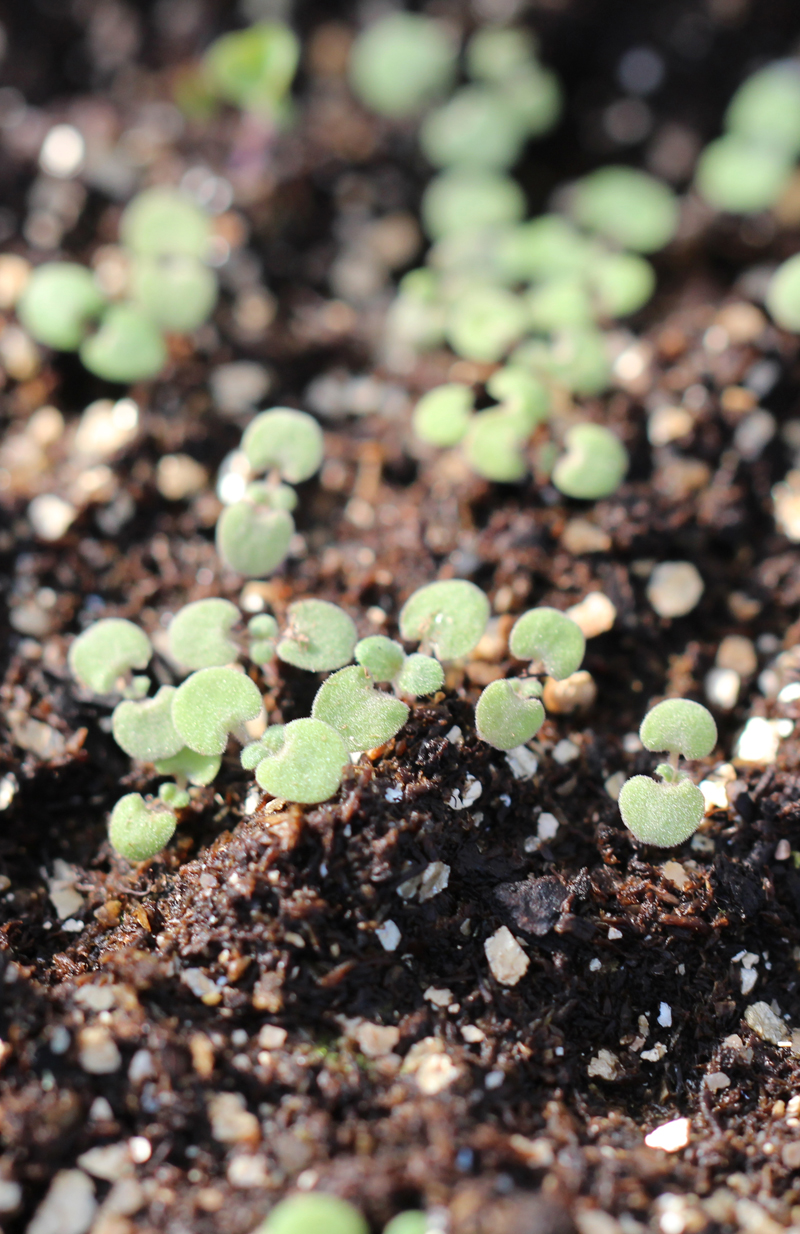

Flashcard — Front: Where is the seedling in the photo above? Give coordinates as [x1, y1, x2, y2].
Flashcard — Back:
[169, 599, 240, 670]
[355, 636, 407, 681]
[514, 327, 612, 397]
[587, 250, 655, 318]
[153, 748, 221, 786]
[422, 169, 526, 241]
[278, 599, 358, 672]
[348, 12, 457, 119]
[242, 408, 324, 484]
[486, 366, 550, 431]
[467, 26, 537, 81]
[130, 254, 218, 333]
[201, 21, 300, 115]
[496, 214, 593, 283]
[171, 667, 262, 756]
[551, 424, 628, 500]
[413, 383, 474, 448]
[446, 285, 528, 362]
[251, 718, 349, 804]
[509, 607, 585, 680]
[766, 254, 800, 331]
[17, 263, 105, 350]
[399, 579, 490, 661]
[80, 303, 168, 383]
[383, 1215, 427, 1234]
[394, 653, 445, 698]
[108, 793, 177, 863]
[527, 277, 594, 332]
[420, 86, 527, 171]
[695, 136, 792, 214]
[120, 186, 211, 259]
[475, 677, 545, 750]
[112, 686, 184, 761]
[570, 166, 679, 253]
[618, 699, 717, 846]
[311, 666, 409, 751]
[257, 1192, 368, 1234]
[724, 60, 800, 156]
[215, 497, 295, 578]
[248, 614, 279, 664]
[463, 409, 528, 482]
[69, 617, 152, 695]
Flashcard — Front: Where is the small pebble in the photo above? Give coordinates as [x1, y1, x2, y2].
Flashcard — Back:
[485, 926, 529, 986]
[744, 1001, 789, 1045]
[354, 1021, 400, 1057]
[0, 253, 30, 309]
[589, 958, 602, 972]
[77, 1144, 132, 1182]
[505, 745, 538, 779]
[705, 1072, 730, 1091]
[208, 1093, 260, 1146]
[0, 1180, 21, 1213]
[227, 1155, 270, 1188]
[560, 518, 611, 554]
[658, 1002, 672, 1028]
[423, 987, 453, 1008]
[773, 470, 800, 541]
[608, 927, 623, 940]
[128, 1049, 155, 1083]
[700, 778, 729, 811]
[604, 771, 626, 801]
[448, 775, 482, 810]
[26, 1170, 96, 1234]
[741, 968, 758, 995]
[647, 561, 704, 618]
[156, 454, 208, 501]
[647, 405, 694, 446]
[28, 494, 76, 540]
[376, 920, 401, 952]
[734, 409, 775, 461]
[661, 861, 690, 891]
[543, 671, 597, 714]
[74, 398, 138, 460]
[537, 812, 559, 842]
[734, 716, 793, 764]
[77, 1025, 121, 1075]
[210, 361, 271, 415]
[566, 592, 616, 638]
[640, 1042, 667, 1062]
[776, 839, 792, 861]
[644, 1117, 690, 1152]
[704, 667, 740, 710]
[716, 301, 766, 343]
[418, 862, 450, 903]
[716, 634, 757, 677]
[39, 124, 85, 177]
[587, 1049, 620, 1080]
[552, 738, 580, 765]
[461, 1025, 485, 1043]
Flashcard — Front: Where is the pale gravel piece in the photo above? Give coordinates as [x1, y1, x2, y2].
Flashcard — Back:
[705, 1072, 731, 1091]
[745, 1001, 789, 1045]
[505, 745, 538, 779]
[647, 405, 694, 446]
[76, 1144, 132, 1182]
[28, 494, 76, 541]
[704, 667, 740, 711]
[658, 1003, 673, 1028]
[566, 592, 617, 638]
[552, 738, 580, 765]
[384, 786, 403, 802]
[227, 1154, 271, 1188]
[604, 771, 626, 801]
[644, 1117, 691, 1152]
[448, 775, 482, 810]
[402, 1039, 461, 1095]
[776, 839, 792, 861]
[778, 682, 800, 704]
[208, 1093, 260, 1146]
[589, 958, 602, 972]
[543, 671, 597, 714]
[560, 518, 611, 554]
[156, 454, 208, 501]
[258, 1026, 287, 1050]
[74, 398, 138, 460]
[353, 1021, 400, 1058]
[641, 1043, 667, 1062]
[0, 1180, 21, 1213]
[485, 1070, 504, 1089]
[735, 716, 794, 764]
[647, 561, 704, 618]
[40, 124, 85, 177]
[716, 634, 757, 677]
[587, 1049, 620, 1080]
[128, 1049, 155, 1083]
[77, 1026, 121, 1075]
[424, 987, 454, 1008]
[61, 918, 83, 932]
[484, 926, 529, 986]
[445, 726, 463, 744]
[741, 968, 759, 996]
[74, 985, 115, 1012]
[375, 919, 401, 951]
[607, 927, 623, 940]
[181, 967, 220, 1001]
[661, 861, 690, 891]
[537, 812, 559, 842]
[88, 1097, 114, 1122]
[0, 773, 18, 810]
[45, 860, 84, 920]
[700, 778, 729, 811]
[26, 1170, 96, 1234]
[772, 470, 800, 540]
[622, 732, 643, 753]
[461, 1025, 485, 1044]
[418, 861, 450, 902]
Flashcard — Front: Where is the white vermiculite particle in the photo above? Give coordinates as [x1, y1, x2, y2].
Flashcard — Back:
[484, 926, 529, 986]
[646, 561, 704, 618]
[644, 1117, 690, 1152]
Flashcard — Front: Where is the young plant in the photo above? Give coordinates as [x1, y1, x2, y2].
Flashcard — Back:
[216, 495, 295, 579]
[112, 686, 184, 761]
[246, 718, 350, 805]
[551, 423, 628, 500]
[68, 618, 152, 696]
[413, 383, 474, 448]
[394, 653, 445, 698]
[348, 13, 457, 119]
[475, 677, 545, 750]
[257, 1192, 368, 1234]
[618, 699, 717, 846]
[422, 168, 526, 241]
[355, 636, 407, 681]
[766, 253, 800, 331]
[311, 666, 409, 751]
[79, 303, 168, 383]
[168, 598, 240, 670]
[399, 579, 490, 661]
[171, 667, 263, 756]
[200, 21, 300, 117]
[277, 599, 357, 671]
[17, 263, 106, 350]
[569, 166, 679, 254]
[108, 793, 178, 863]
[509, 606, 586, 679]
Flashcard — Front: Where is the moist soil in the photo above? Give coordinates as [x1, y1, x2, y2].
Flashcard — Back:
[4, 2, 800, 1232]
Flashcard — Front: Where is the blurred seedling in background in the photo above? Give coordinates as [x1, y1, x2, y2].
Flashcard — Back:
[475, 606, 585, 750]
[216, 408, 324, 577]
[618, 699, 717, 846]
[189, 21, 300, 120]
[255, 1192, 368, 1234]
[348, 12, 458, 119]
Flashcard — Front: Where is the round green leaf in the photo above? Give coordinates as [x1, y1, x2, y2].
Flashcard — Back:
[446, 286, 527, 362]
[312, 666, 409, 751]
[80, 304, 167, 383]
[348, 13, 457, 119]
[514, 327, 611, 396]
[69, 618, 152, 694]
[466, 27, 537, 82]
[587, 250, 655, 318]
[130, 254, 217, 333]
[120, 187, 211, 259]
[509, 607, 585, 679]
[422, 169, 526, 241]
[154, 747, 221, 785]
[17, 262, 105, 351]
[169, 598, 240, 670]
[463, 409, 528, 483]
[501, 62, 562, 136]
[109, 793, 177, 862]
[725, 61, 800, 155]
[639, 699, 717, 760]
[242, 408, 324, 484]
[277, 599, 357, 672]
[766, 253, 800, 331]
[112, 685, 183, 761]
[695, 135, 792, 214]
[258, 1193, 368, 1234]
[399, 579, 490, 661]
[394, 653, 444, 697]
[254, 718, 349, 805]
[420, 86, 527, 171]
[570, 166, 679, 253]
[413, 383, 474, 448]
[495, 215, 591, 282]
[203, 21, 299, 111]
[383, 1215, 427, 1234]
[619, 775, 704, 847]
[215, 501, 294, 577]
[475, 677, 545, 750]
[355, 636, 406, 682]
[552, 424, 628, 500]
[159, 782, 190, 809]
[486, 366, 550, 433]
[171, 667, 262, 755]
[527, 277, 594, 332]
[241, 724, 286, 770]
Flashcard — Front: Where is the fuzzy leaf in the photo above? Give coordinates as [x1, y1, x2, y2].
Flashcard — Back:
[159, 783, 190, 809]
[475, 677, 545, 750]
[153, 747, 221, 785]
[215, 500, 294, 577]
[254, 718, 348, 805]
[169, 598, 240, 670]
[203, 21, 300, 111]
[17, 262, 106, 351]
[509, 607, 585, 679]
[619, 774, 704, 847]
[277, 599, 357, 672]
[80, 304, 167, 383]
[112, 685, 184, 761]
[399, 579, 489, 660]
[486, 366, 550, 433]
[242, 408, 324, 484]
[130, 254, 217, 333]
[171, 667, 262, 755]
[639, 699, 717, 761]
[551, 423, 628, 500]
[570, 166, 679, 254]
[412, 383, 473, 447]
[463, 408, 528, 483]
[120, 186, 210, 259]
[109, 793, 177, 862]
[394, 653, 444, 697]
[69, 618, 152, 695]
[240, 725, 286, 770]
[312, 666, 409, 752]
[355, 635, 406, 681]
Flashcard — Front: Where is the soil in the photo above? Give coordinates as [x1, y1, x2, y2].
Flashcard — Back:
[4, 2, 800, 1232]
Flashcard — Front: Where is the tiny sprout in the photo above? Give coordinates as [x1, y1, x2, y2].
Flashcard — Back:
[446, 286, 527, 362]
[69, 618, 152, 694]
[463, 409, 527, 483]
[159, 783, 190, 809]
[257, 1192, 368, 1234]
[247, 613, 279, 664]
[766, 253, 800, 331]
[277, 599, 357, 672]
[509, 607, 585, 680]
[466, 27, 536, 82]
[202, 21, 300, 113]
[422, 169, 526, 241]
[241, 726, 285, 770]
[695, 135, 791, 214]
[130, 254, 218, 333]
[17, 262, 105, 351]
[570, 166, 679, 254]
[109, 793, 177, 862]
[475, 677, 545, 750]
[394, 653, 445, 698]
[355, 636, 406, 681]
[551, 424, 628, 500]
[171, 667, 262, 756]
[383, 1214, 427, 1234]
[420, 86, 527, 172]
[112, 685, 183, 761]
[254, 718, 349, 805]
[412, 383, 473, 448]
[399, 579, 490, 661]
[515, 327, 611, 397]
[169, 598, 240, 669]
[502, 62, 562, 135]
[215, 499, 294, 577]
[639, 698, 717, 762]
[724, 60, 800, 156]
[486, 366, 550, 432]
[312, 666, 409, 751]
[527, 277, 594, 333]
[348, 13, 457, 119]
[80, 303, 167, 383]
[154, 747, 221, 785]
[242, 408, 324, 484]
[588, 250, 655, 318]
[120, 186, 211, 260]
[496, 215, 590, 283]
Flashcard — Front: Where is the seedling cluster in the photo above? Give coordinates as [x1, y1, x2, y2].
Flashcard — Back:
[177, 20, 299, 120]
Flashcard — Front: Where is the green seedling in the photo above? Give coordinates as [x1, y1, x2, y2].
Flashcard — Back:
[248, 614, 279, 664]
[463, 409, 528, 482]
[242, 408, 324, 484]
[383, 1214, 427, 1234]
[154, 747, 221, 785]
[169, 599, 240, 670]
[618, 698, 717, 846]
[446, 286, 528, 362]
[394, 653, 445, 697]
[509, 607, 585, 679]
[503, 62, 562, 135]
[241, 723, 287, 769]
[355, 636, 406, 681]
[112, 686, 184, 761]
[475, 677, 545, 750]
[570, 166, 679, 253]
[80, 303, 168, 383]
[695, 135, 792, 213]
[551, 423, 628, 500]
[413, 383, 474, 448]
[486, 366, 551, 432]
[130, 254, 218, 333]
[496, 214, 592, 282]
[527, 277, 594, 332]
[109, 792, 177, 862]
[399, 579, 490, 661]
[202, 21, 300, 114]
[422, 169, 526, 241]
[69, 618, 152, 695]
[159, 782, 190, 809]
[348, 12, 457, 119]
[257, 1192, 368, 1234]
[420, 86, 527, 171]
[215, 498, 294, 577]
[312, 666, 409, 751]
[766, 253, 800, 330]
[171, 667, 262, 755]
[17, 262, 105, 351]
[253, 718, 349, 804]
[120, 186, 211, 260]
[514, 328, 611, 397]
[277, 599, 357, 672]
[725, 60, 800, 156]
[587, 250, 655, 318]
[467, 26, 537, 81]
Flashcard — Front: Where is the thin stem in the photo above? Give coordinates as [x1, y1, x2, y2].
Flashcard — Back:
[668, 749, 680, 771]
